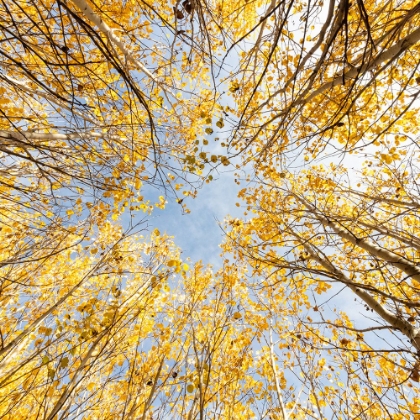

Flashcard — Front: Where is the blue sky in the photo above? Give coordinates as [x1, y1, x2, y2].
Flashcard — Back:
[134, 131, 379, 292]
[137, 163, 244, 267]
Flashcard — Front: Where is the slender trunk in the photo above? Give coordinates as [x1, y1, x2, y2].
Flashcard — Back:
[70, 0, 175, 99]
[268, 327, 288, 420]
[297, 236, 420, 350]
[298, 195, 420, 283]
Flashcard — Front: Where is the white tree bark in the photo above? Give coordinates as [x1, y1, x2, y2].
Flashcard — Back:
[268, 327, 288, 420]
[256, 15, 420, 130]
[0, 256, 110, 377]
[46, 329, 108, 420]
[297, 195, 420, 283]
[299, 25, 420, 107]
[1, 72, 98, 124]
[0, 129, 119, 144]
[298, 238, 420, 351]
[71, 0, 175, 99]
[333, 216, 420, 252]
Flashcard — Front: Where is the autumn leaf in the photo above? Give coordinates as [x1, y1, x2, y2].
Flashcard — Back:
[229, 82, 240, 93]
[2, 0, 420, 418]
[216, 119, 224, 128]
[232, 312, 242, 320]
[59, 357, 69, 369]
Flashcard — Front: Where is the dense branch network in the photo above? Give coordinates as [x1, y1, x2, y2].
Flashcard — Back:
[1, 0, 420, 418]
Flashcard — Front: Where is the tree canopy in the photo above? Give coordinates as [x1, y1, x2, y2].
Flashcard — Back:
[1, 0, 420, 418]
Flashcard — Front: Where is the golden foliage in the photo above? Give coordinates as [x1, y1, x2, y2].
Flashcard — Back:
[2, 0, 420, 418]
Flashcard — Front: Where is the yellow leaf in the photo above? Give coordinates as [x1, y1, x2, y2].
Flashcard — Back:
[220, 156, 230, 166]
[48, 368, 55, 379]
[229, 81, 240, 92]
[233, 312, 242, 320]
[380, 153, 393, 164]
[59, 357, 69, 369]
